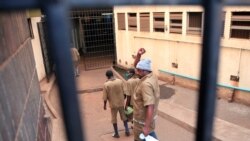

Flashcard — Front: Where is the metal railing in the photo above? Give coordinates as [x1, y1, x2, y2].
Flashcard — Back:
[1, 0, 249, 141]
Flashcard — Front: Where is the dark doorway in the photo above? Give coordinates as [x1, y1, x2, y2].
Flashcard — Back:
[70, 8, 116, 70]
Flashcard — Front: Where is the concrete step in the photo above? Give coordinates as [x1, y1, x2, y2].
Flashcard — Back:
[158, 102, 250, 141]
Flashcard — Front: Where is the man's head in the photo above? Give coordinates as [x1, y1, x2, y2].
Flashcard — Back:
[136, 59, 152, 78]
[105, 70, 113, 79]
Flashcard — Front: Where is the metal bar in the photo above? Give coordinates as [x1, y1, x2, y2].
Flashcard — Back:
[1, 0, 250, 10]
[42, 3, 85, 141]
[70, 0, 202, 7]
[225, 0, 250, 5]
[70, 0, 250, 7]
[0, 0, 39, 10]
[196, 0, 223, 141]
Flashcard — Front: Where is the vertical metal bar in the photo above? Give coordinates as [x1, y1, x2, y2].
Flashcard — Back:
[196, 0, 223, 141]
[42, 3, 84, 141]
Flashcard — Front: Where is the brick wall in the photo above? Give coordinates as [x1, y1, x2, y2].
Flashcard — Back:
[0, 11, 51, 141]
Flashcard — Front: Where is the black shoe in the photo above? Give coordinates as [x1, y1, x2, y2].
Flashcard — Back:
[125, 131, 130, 136]
[112, 133, 120, 138]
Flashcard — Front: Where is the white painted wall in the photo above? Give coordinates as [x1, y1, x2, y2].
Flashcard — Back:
[114, 5, 250, 90]
[30, 17, 46, 81]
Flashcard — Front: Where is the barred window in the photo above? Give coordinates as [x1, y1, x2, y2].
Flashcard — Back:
[153, 12, 165, 32]
[128, 13, 137, 31]
[230, 12, 250, 39]
[170, 12, 182, 34]
[187, 12, 202, 36]
[117, 13, 125, 30]
[140, 13, 150, 32]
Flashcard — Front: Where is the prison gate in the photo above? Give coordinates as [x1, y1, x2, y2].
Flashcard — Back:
[70, 8, 116, 70]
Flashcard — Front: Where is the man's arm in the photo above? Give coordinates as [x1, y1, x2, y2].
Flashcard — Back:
[142, 105, 154, 136]
[134, 48, 146, 67]
[104, 100, 107, 110]
[122, 80, 128, 99]
[103, 86, 108, 110]
[125, 96, 131, 109]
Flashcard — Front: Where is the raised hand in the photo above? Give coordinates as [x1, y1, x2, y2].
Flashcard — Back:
[138, 48, 146, 55]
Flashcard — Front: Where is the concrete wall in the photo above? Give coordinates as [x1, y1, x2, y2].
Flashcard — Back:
[0, 11, 50, 141]
[30, 17, 46, 81]
[114, 6, 250, 105]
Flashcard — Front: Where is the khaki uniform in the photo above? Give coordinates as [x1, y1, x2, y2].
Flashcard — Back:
[103, 78, 127, 123]
[125, 77, 139, 121]
[126, 77, 140, 106]
[132, 73, 160, 141]
[71, 48, 80, 62]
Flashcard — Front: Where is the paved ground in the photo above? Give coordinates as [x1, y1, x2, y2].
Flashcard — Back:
[44, 68, 250, 141]
[76, 68, 108, 93]
[160, 84, 250, 129]
[49, 89, 195, 141]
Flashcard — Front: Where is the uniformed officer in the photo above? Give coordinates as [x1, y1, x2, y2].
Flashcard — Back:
[103, 70, 130, 138]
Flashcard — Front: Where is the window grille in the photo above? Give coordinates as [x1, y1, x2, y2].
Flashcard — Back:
[117, 13, 125, 30]
[187, 12, 202, 35]
[230, 12, 250, 39]
[153, 12, 165, 32]
[128, 13, 137, 31]
[170, 12, 182, 34]
[140, 12, 150, 32]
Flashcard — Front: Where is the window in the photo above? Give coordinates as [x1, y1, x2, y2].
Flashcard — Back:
[153, 12, 165, 32]
[140, 13, 150, 32]
[128, 13, 137, 31]
[230, 12, 250, 39]
[187, 12, 202, 36]
[221, 12, 225, 37]
[117, 13, 125, 30]
[170, 12, 182, 34]
[27, 18, 34, 39]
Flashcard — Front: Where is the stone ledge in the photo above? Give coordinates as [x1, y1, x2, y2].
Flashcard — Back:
[40, 74, 59, 119]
